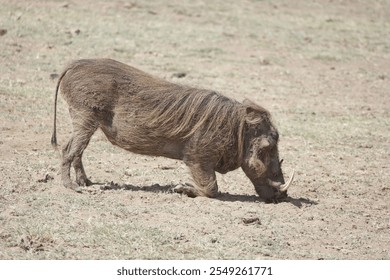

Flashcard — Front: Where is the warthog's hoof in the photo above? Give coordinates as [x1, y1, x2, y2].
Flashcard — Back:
[172, 184, 197, 198]
[76, 177, 93, 187]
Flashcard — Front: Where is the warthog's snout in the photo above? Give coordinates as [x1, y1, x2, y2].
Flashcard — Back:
[253, 170, 295, 202]
[267, 169, 295, 192]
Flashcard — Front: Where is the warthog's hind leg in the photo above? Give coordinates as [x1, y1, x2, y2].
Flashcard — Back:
[73, 153, 93, 186]
[174, 163, 218, 198]
[61, 112, 97, 192]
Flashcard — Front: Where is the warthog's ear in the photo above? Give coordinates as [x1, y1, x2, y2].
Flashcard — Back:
[243, 99, 270, 124]
[243, 99, 262, 113]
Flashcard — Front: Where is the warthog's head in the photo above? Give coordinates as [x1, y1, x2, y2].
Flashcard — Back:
[241, 100, 294, 202]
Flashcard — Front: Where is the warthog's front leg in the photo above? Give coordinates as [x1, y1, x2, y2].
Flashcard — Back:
[174, 162, 218, 198]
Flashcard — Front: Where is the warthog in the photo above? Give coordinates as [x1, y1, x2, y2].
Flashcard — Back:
[52, 58, 294, 201]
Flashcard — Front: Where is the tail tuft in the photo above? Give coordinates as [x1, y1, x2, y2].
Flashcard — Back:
[51, 133, 58, 150]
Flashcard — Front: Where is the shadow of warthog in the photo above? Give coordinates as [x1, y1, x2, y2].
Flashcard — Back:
[96, 182, 313, 207]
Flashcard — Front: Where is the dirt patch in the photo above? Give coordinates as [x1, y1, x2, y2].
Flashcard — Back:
[0, 0, 389, 259]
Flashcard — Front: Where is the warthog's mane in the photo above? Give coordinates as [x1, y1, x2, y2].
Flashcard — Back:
[135, 86, 247, 164]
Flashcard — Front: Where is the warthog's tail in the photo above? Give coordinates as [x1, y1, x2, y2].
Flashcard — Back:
[51, 69, 69, 151]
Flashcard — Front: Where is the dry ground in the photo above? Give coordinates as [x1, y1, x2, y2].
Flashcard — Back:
[0, 0, 389, 259]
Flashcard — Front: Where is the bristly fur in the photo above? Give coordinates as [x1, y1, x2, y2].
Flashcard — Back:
[134, 86, 247, 165]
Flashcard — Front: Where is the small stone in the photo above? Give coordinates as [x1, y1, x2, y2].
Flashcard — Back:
[172, 72, 187, 78]
[50, 73, 59, 80]
[37, 174, 54, 183]
[242, 217, 261, 225]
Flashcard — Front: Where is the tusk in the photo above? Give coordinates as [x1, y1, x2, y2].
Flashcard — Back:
[279, 169, 295, 192]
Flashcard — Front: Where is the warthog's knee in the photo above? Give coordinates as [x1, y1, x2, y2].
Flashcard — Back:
[173, 182, 218, 198]
[173, 183, 198, 197]
[199, 182, 219, 198]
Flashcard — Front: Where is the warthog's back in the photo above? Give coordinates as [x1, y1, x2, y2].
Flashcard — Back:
[60, 58, 170, 111]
